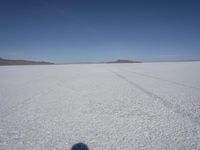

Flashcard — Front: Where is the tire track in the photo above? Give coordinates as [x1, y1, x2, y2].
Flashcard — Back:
[0, 87, 56, 119]
[122, 69, 200, 90]
[111, 71, 200, 127]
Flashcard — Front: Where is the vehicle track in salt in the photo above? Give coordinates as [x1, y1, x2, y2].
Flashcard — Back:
[120, 69, 200, 90]
[0, 86, 57, 119]
[111, 71, 200, 127]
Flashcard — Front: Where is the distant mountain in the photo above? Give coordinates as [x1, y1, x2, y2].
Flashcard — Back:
[0, 58, 54, 66]
[105, 59, 142, 63]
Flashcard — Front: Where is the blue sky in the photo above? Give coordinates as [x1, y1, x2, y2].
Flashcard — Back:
[0, 0, 200, 63]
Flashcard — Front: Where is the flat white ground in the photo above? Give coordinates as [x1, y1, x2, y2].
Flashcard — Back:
[0, 62, 200, 150]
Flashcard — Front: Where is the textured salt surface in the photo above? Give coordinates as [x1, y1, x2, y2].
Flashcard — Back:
[0, 62, 200, 149]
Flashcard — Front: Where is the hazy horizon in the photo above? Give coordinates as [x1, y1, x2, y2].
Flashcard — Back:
[0, 0, 200, 63]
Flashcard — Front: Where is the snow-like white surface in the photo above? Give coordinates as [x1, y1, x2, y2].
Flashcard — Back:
[0, 62, 200, 150]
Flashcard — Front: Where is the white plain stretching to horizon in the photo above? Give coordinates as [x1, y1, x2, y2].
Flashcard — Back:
[0, 62, 200, 149]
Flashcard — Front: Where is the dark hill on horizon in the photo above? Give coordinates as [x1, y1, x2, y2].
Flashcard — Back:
[105, 59, 142, 63]
[0, 58, 54, 66]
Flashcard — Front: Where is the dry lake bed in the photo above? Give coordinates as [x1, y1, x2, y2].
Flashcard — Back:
[0, 62, 200, 149]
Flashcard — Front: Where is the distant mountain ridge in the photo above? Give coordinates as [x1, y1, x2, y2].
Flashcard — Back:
[105, 59, 142, 63]
[0, 58, 54, 66]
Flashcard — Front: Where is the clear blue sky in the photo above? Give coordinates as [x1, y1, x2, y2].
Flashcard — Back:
[0, 0, 200, 63]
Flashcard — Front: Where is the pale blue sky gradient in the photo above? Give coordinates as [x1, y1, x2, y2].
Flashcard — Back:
[0, 0, 200, 63]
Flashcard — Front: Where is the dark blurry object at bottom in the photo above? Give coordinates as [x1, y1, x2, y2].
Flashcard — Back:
[71, 143, 89, 150]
